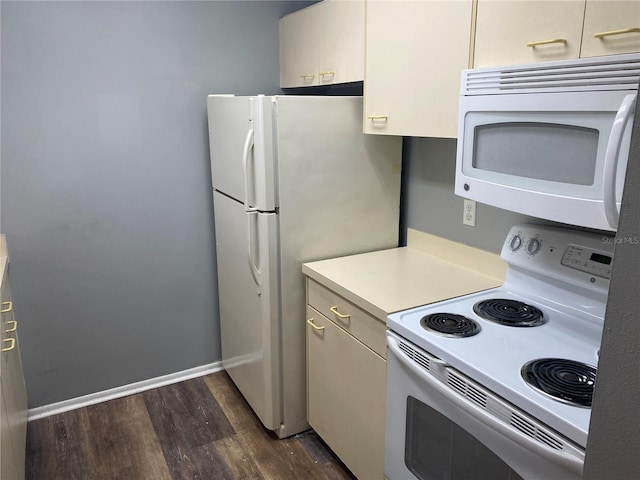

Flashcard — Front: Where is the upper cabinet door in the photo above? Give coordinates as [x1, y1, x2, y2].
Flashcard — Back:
[364, 0, 473, 138]
[279, 5, 320, 88]
[279, 0, 364, 89]
[316, 0, 365, 86]
[473, 0, 585, 68]
[581, 0, 640, 58]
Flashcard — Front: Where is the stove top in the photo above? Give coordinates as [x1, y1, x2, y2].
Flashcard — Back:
[387, 224, 614, 449]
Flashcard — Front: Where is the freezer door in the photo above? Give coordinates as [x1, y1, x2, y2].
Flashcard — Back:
[213, 191, 281, 431]
[207, 95, 276, 211]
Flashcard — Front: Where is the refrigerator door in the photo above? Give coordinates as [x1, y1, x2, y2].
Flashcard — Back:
[272, 95, 402, 437]
[213, 191, 281, 431]
[207, 95, 276, 211]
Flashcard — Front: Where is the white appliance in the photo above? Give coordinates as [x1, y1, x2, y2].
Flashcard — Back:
[207, 95, 401, 438]
[455, 53, 640, 231]
[385, 224, 614, 480]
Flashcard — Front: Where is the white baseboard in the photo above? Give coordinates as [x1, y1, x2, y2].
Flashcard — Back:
[27, 361, 224, 421]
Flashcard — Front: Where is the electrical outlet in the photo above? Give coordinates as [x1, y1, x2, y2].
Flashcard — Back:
[463, 199, 476, 226]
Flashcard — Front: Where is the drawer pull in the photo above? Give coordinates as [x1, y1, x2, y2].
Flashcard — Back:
[5, 320, 17, 333]
[330, 306, 350, 319]
[307, 318, 325, 331]
[593, 27, 640, 39]
[1, 301, 12, 313]
[2, 337, 15, 352]
[526, 38, 567, 47]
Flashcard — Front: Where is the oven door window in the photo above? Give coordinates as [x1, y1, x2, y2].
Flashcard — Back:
[405, 396, 524, 480]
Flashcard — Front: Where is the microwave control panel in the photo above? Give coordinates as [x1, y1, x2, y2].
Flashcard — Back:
[561, 245, 612, 279]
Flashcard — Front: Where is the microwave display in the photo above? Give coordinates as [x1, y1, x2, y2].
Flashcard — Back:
[472, 122, 598, 186]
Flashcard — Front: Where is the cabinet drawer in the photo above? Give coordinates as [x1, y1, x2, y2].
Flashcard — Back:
[307, 278, 386, 359]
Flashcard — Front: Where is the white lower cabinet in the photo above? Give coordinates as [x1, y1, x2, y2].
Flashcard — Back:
[1, 388, 19, 480]
[0, 242, 28, 480]
[306, 280, 386, 480]
[303, 233, 507, 480]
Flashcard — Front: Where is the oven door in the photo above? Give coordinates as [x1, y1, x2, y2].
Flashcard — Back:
[385, 332, 584, 480]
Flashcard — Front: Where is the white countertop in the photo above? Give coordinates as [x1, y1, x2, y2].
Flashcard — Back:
[302, 228, 506, 322]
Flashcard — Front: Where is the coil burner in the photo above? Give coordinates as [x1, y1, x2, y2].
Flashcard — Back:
[473, 299, 546, 327]
[521, 358, 597, 408]
[420, 313, 481, 338]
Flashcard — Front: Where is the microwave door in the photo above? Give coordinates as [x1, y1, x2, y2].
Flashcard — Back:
[455, 90, 636, 232]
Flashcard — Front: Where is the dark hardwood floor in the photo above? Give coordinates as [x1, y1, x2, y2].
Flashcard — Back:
[26, 371, 356, 480]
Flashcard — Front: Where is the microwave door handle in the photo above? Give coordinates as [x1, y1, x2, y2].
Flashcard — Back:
[387, 338, 584, 476]
[603, 93, 636, 229]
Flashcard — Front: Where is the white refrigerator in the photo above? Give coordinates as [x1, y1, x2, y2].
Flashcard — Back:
[207, 95, 401, 438]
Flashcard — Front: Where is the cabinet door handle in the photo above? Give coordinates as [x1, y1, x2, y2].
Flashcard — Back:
[526, 38, 568, 47]
[2, 337, 15, 352]
[300, 73, 315, 79]
[330, 306, 350, 319]
[319, 71, 335, 77]
[307, 318, 325, 331]
[367, 115, 388, 121]
[1, 301, 12, 313]
[593, 27, 640, 39]
[5, 320, 17, 333]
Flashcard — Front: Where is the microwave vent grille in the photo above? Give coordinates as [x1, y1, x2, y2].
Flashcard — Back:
[463, 53, 640, 95]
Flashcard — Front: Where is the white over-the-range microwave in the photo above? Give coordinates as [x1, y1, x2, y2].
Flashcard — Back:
[456, 53, 640, 232]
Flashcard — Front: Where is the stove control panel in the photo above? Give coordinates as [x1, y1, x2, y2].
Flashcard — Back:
[561, 245, 612, 279]
[502, 224, 614, 295]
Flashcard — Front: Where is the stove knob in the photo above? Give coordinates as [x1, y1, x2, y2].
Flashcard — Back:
[527, 238, 541, 255]
[509, 235, 523, 252]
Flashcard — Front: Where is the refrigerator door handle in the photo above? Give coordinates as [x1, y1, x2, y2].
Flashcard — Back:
[242, 127, 257, 212]
[247, 211, 261, 294]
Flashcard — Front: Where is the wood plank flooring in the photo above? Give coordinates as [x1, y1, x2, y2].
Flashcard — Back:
[26, 371, 356, 480]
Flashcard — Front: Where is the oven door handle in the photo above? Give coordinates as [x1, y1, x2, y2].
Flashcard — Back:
[387, 338, 584, 476]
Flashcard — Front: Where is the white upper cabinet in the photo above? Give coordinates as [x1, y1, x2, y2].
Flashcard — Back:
[364, 0, 473, 138]
[280, 4, 319, 87]
[473, 0, 640, 68]
[580, 0, 640, 57]
[279, 0, 365, 88]
[473, 0, 585, 68]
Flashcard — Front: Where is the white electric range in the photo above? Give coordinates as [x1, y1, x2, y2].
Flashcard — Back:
[384, 224, 613, 480]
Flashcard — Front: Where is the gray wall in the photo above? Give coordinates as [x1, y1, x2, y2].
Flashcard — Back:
[1, 0, 311, 408]
[402, 137, 548, 253]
